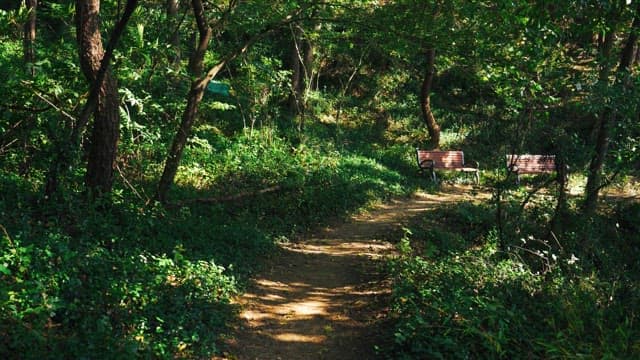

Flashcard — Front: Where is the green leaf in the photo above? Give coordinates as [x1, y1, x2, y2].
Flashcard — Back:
[0, 264, 10, 275]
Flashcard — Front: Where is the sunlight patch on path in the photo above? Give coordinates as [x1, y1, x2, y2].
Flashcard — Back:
[272, 333, 327, 343]
[283, 240, 394, 258]
[227, 185, 485, 359]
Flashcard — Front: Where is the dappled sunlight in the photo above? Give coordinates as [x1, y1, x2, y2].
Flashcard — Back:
[601, 179, 640, 200]
[254, 279, 308, 290]
[228, 186, 482, 359]
[239, 279, 366, 325]
[259, 293, 286, 301]
[283, 240, 394, 258]
[288, 300, 327, 316]
[272, 333, 327, 343]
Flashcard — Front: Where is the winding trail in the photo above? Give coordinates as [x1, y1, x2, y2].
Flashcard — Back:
[223, 185, 486, 359]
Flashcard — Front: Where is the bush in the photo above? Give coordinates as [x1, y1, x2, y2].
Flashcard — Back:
[387, 199, 640, 359]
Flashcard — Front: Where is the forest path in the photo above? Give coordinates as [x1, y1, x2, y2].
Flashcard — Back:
[223, 185, 487, 359]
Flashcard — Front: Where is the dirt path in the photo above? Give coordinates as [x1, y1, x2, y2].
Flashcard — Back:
[223, 186, 484, 359]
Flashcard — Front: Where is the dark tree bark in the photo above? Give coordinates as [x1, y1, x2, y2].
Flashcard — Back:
[167, 0, 180, 65]
[45, 0, 137, 197]
[551, 157, 569, 237]
[583, 109, 612, 214]
[289, 21, 318, 116]
[76, 0, 121, 195]
[303, 22, 319, 91]
[19, 0, 38, 176]
[420, 48, 440, 149]
[584, 7, 640, 215]
[23, 0, 37, 75]
[156, 0, 221, 203]
[289, 24, 303, 114]
[620, 12, 640, 72]
[583, 30, 615, 215]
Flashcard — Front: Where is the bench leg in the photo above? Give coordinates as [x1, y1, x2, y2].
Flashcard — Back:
[430, 168, 437, 182]
[474, 170, 479, 185]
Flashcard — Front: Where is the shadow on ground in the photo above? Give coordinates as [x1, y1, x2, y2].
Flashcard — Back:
[223, 185, 489, 360]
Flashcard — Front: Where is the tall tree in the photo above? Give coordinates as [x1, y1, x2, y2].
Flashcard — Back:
[156, 0, 224, 203]
[583, 3, 640, 215]
[167, 0, 180, 65]
[23, 0, 37, 76]
[289, 17, 320, 116]
[369, 0, 458, 149]
[44, 0, 137, 197]
[76, 0, 121, 194]
[289, 23, 304, 113]
[155, 1, 309, 202]
[302, 22, 318, 90]
[420, 48, 440, 149]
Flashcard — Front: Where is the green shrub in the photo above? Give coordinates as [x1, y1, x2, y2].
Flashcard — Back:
[387, 199, 640, 359]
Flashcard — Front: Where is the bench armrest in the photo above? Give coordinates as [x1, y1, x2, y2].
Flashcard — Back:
[419, 159, 435, 169]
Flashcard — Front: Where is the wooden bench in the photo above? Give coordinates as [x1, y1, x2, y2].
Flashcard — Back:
[416, 149, 479, 184]
[506, 154, 560, 184]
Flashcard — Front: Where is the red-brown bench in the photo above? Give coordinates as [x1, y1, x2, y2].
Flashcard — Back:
[506, 154, 561, 184]
[416, 149, 479, 184]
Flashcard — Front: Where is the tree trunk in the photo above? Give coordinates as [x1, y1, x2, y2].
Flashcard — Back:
[23, 0, 37, 76]
[20, 0, 37, 176]
[420, 48, 440, 149]
[621, 2, 640, 71]
[620, 10, 640, 72]
[167, 0, 180, 65]
[551, 156, 568, 237]
[155, 1, 305, 202]
[289, 24, 303, 114]
[583, 111, 611, 214]
[157, 0, 224, 203]
[45, 0, 136, 198]
[584, 9, 639, 215]
[156, 80, 209, 202]
[76, 0, 121, 195]
[302, 23, 318, 91]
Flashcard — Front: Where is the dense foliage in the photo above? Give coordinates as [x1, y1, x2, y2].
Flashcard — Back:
[1, 0, 639, 358]
[389, 193, 640, 358]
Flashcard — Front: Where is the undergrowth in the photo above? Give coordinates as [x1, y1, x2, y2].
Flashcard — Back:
[387, 194, 640, 359]
[0, 126, 415, 359]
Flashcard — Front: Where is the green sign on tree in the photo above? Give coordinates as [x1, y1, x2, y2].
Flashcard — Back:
[207, 80, 230, 96]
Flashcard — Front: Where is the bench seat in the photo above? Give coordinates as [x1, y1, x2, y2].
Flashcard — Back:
[506, 154, 559, 184]
[416, 149, 479, 184]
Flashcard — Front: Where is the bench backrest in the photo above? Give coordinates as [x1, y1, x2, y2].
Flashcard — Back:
[417, 150, 466, 169]
[506, 154, 556, 173]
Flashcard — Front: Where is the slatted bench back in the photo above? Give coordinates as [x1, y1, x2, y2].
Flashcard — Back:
[417, 150, 466, 169]
[506, 154, 556, 174]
